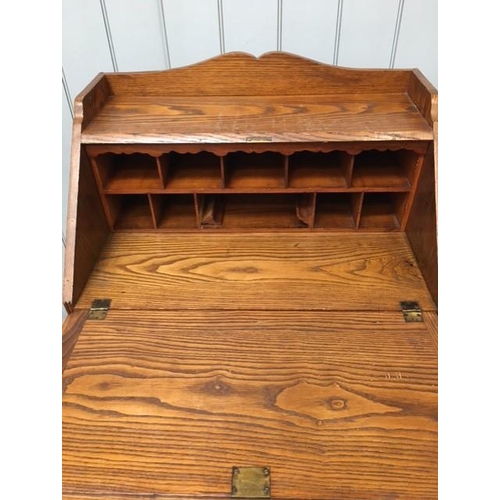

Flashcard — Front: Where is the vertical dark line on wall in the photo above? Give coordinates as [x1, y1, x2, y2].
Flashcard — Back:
[63, 233, 66, 248]
[390, 0, 405, 68]
[217, 0, 226, 54]
[277, 0, 283, 51]
[100, 0, 118, 71]
[62, 68, 74, 119]
[333, 0, 343, 65]
[158, 0, 171, 68]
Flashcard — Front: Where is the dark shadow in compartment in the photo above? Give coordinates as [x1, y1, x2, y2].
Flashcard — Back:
[359, 193, 407, 229]
[195, 194, 224, 228]
[106, 194, 154, 230]
[150, 194, 198, 229]
[352, 150, 418, 189]
[315, 193, 360, 229]
[95, 153, 162, 191]
[288, 151, 350, 188]
[219, 194, 307, 229]
[160, 152, 222, 189]
[224, 152, 285, 189]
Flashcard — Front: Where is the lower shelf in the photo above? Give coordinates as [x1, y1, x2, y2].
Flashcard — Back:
[103, 191, 408, 231]
[107, 194, 155, 230]
[204, 194, 308, 229]
[315, 193, 361, 229]
[151, 194, 198, 229]
[359, 193, 406, 230]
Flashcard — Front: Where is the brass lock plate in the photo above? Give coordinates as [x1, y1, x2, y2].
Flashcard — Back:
[231, 467, 270, 498]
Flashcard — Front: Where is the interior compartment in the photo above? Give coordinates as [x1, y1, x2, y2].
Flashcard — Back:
[224, 152, 285, 189]
[315, 193, 361, 229]
[288, 151, 350, 188]
[359, 192, 407, 229]
[105, 194, 154, 230]
[150, 194, 198, 229]
[93, 153, 162, 191]
[219, 193, 307, 229]
[161, 152, 222, 189]
[352, 150, 418, 189]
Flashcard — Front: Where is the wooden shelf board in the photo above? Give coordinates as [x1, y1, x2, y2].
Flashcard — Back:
[165, 166, 221, 189]
[226, 153, 284, 189]
[76, 232, 436, 312]
[221, 195, 304, 229]
[226, 166, 284, 189]
[289, 165, 347, 189]
[82, 94, 433, 144]
[105, 168, 162, 191]
[112, 198, 154, 230]
[352, 165, 410, 189]
[360, 205, 400, 230]
[315, 210, 355, 229]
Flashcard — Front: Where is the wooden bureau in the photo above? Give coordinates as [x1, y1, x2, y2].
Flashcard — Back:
[62, 52, 438, 499]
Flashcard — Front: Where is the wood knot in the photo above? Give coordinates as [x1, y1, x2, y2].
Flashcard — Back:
[204, 379, 232, 395]
[329, 398, 347, 411]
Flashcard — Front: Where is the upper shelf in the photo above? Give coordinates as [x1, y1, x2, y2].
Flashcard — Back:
[76, 51, 437, 146]
[82, 94, 433, 144]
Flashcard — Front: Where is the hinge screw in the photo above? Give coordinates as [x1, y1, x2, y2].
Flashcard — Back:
[232, 486, 238, 494]
[263, 486, 270, 495]
[263, 468, 270, 476]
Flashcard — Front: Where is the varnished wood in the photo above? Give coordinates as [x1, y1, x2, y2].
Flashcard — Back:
[62, 309, 88, 373]
[407, 69, 438, 127]
[405, 68, 437, 303]
[63, 73, 112, 311]
[63, 143, 109, 311]
[63, 52, 438, 499]
[105, 52, 412, 97]
[76, 232, 435, 312]
[423, 311, 438, 353]
[63, 309, 437, 500]
[82, 94, 433, 145]
[84, 140, 430, 157]
[406, 143, 438, 306]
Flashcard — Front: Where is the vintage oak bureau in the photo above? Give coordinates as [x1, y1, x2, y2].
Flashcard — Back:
[62, 52, 438, 500]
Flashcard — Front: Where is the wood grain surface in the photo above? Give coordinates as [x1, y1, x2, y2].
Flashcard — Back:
[63, 310, 437, 499]
[82, 94, 433, 145]
[76, 232, 436, 312]
[406, 143, 437, 307]
[104, 52, 411, 97]
[62, 309, 88, 372]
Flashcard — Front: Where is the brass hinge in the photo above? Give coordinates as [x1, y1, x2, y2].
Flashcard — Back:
[88, 299, 111, 320]
[231, 467, 271, 498]
[400, 301, 423, 322]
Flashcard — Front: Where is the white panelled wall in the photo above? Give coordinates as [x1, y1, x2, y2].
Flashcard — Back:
[62, 0, 438, 315]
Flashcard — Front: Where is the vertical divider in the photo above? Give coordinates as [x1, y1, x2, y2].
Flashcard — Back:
[296, 192, 316, 228]
[284, 155, 289, 188]
[399, 152, 425, 230]
[220, 155, 226, 188]
[352, 192, 364, 228]
[341, 153, 355, 187]
[148, 194, 161, 229]
[403, 151, 421, 187]
[194, 193, 204, 228]
[88, 154, 115, 231]
[104, 195, 120, 230]
[396, 192, 410, 230]
[157, 154, 169, 188]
